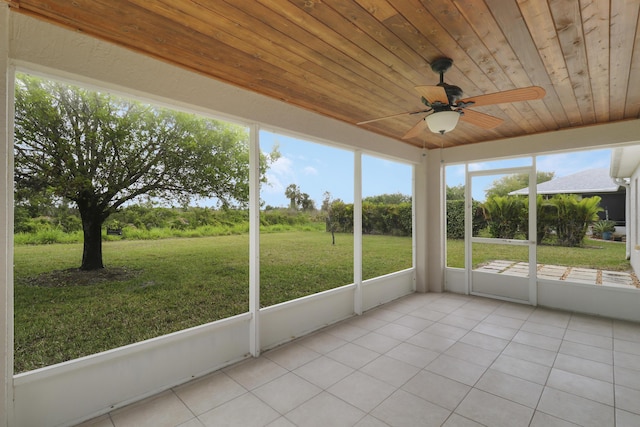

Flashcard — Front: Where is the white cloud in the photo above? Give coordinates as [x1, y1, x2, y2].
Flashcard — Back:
[303, 166, 318, 175]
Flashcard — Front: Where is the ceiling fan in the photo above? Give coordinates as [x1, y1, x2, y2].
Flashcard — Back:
[358, 57, 546, 138]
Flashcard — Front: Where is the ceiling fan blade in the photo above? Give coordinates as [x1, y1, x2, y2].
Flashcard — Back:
[414, 85, 448, 104]
[402, 118, 429, 139]
[460, 109, 504, 129]
[459, 86, 545, 107]
[357, 109, 430, 125]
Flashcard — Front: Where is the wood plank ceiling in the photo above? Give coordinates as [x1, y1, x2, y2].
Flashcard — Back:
[5, 0, 640, 149]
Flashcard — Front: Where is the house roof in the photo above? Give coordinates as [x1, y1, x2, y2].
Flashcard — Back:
[510, 168, 623, 195]
[6, 1, 640, 150]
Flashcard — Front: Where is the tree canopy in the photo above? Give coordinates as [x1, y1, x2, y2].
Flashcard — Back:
[14, 74, 273, 270]
[485, 171, 555, 198]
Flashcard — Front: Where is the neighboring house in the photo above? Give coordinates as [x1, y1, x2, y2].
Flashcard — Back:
[510, 168, 626, 226]
[610, 146, 640, 270]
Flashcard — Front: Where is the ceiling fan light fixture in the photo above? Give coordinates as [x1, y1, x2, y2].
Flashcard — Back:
[425, 110, 460, 134]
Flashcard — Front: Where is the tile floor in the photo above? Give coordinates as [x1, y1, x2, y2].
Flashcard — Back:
[77, 292, 640, 427]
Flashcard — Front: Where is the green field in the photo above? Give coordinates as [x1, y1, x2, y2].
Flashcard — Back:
[14, 231, 412, 372]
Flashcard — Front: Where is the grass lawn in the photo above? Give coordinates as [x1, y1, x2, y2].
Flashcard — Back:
[14, 231, 412, 373]
[446, 238, 631, 271]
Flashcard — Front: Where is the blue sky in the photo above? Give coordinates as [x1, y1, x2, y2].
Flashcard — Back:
[259, 129, 613, 206]
[446, 148, 613, 201]
[259, 130, 413, 208]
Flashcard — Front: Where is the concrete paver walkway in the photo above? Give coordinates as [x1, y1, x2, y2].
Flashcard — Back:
[476, 260, 639, 289]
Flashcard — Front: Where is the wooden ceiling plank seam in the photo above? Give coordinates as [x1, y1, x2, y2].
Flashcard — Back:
[549, 0, 597, 125]
[328, 0, 434, 74]
[610, 0, 640, 120]
[255, 0, 422, 101]
[513, 0, 583, 127]
[452, 0, 552, 131]
[211, 0, 418, 111]
[15, 0, 372, 124]
[623, 8, 640, 118]
[580, 0, 610, 122]
[489, 0, 571, 129]
[132, 0, 404, 125]
[285, 0, 431, 86]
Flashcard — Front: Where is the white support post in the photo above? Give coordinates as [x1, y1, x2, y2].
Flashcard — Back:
[0, 5, 14, 426]
[248, 123, 260, 357]
[354, 151, 363, 315]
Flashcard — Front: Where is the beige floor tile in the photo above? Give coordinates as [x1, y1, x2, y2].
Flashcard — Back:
[425, 322, 469, 340]
[490, 354, 550, 385]
[527, 309, 571, 329]
[223, 356, 287, 390]
[264, 342, 320, 370]
[455, 388, 533, 427]
[450, 307, 490, 321]
[352, 331, 401, 353]
[614, 320, 640, 343]
[439, 313, 482, 330]
[198, 393, 280, 427]
[402, 370, 470, 410]
[110, 391, 194, 427]
[459, 331, 509, 352]
[74, 415, 114, 427]
[615, 365, 640, 391]
[568, 315, 613, 337]
[174, 371, 246, 415]
[553, 353, 613, 382]
[537, 387, 614, 427]
[328, 371, 396, 412]
[546, 368, 614, 405]
[614, 350, 640, 370]
[492, 303, 535, 320]
[472, 322, 518, 340]
[444, 342, 500, 367]
[353, 415, 389, 427]
[441, 413, 484, 426]
[374, 322, 420, 340]
[563, 329, 613, 350]
[392, 314, 433, 331]
[296, 331, 347, 354]
[293, 355, 354, 389]
[325, 342, 380, 369]
[512, 330, 561, 351]
[265, 416, 296, 427]
[616, 409, 640, 427]
[284, 392, 365, 427]
[615, 384, 640, 415]
[252, 372, 321, 414]
[385, 342, 440, 368]
[520, 320, 566, 339]
[409, 306, 447, 321]
[426, 354, 486, 386]
[502, 341, 557, 367]
[371, 389, 451, 427]
[359, 354, 421, 387]
[406, 330, 457, 352]
[366, 307, 404, 322]
[615, 338, 640, 356]
[559, 340, 613, 364]
[475, 369, 543, 408]
[325, 322, 369, 341]
[346, 314, 387, 331]
[176, 418, 205, 427]
[481, 313, 525, 330]
[529, 411, 580, 426]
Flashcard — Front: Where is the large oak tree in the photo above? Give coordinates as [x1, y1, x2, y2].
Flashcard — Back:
[14, 74, 270, 270]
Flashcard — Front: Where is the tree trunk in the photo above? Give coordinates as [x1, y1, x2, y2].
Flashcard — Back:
[80, 210, 104, 270]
